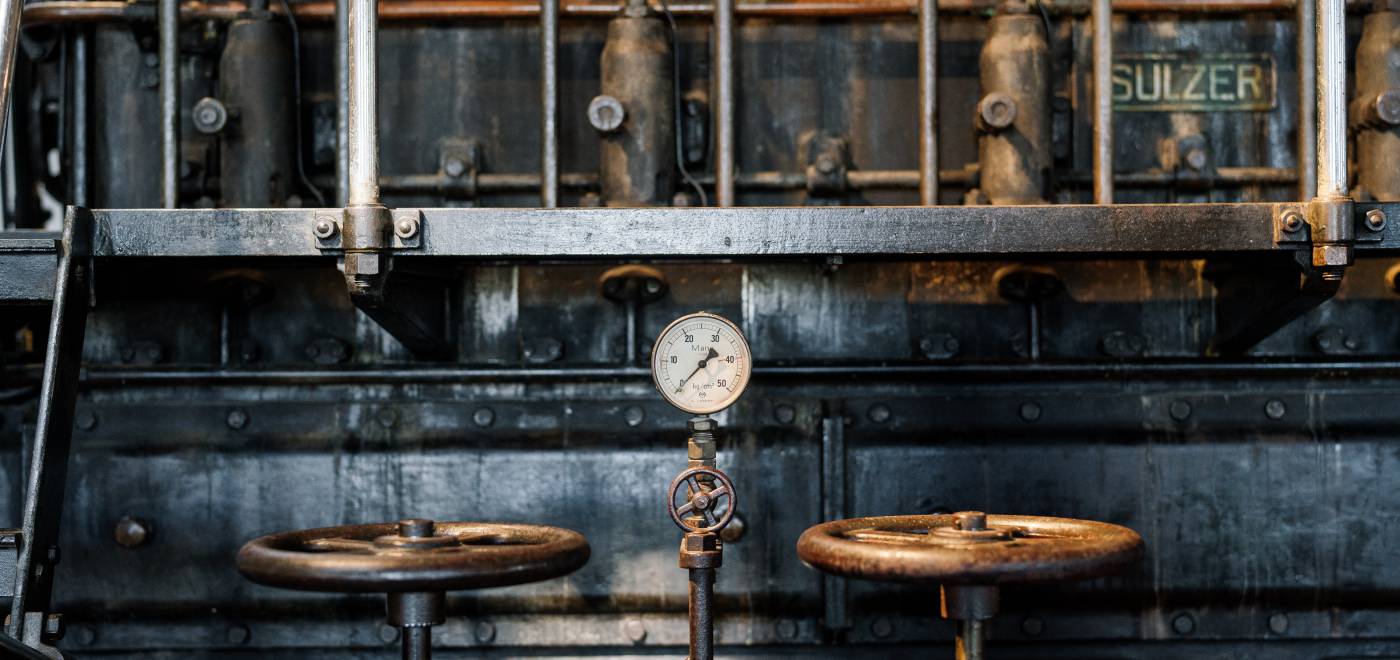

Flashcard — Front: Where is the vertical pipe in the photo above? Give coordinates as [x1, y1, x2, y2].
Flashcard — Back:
[713, 0, 735, 206]
[0, 0, 22, 169]
[401, 627, 430, 660]
[1315, 0, 1346, 200]
[1091, 0, 1112, 204]
[159, 0, 178, 208]
[1296, 0, 1316, 201]
[347, 0, 379, 207]
[688, 567, 715, 660]
[72, 31, 89, 206]
[541, 0, 559, 207]
[336, 0, 350, 206]
[917, 0, 937, 205]
[954, 620, 986, 660]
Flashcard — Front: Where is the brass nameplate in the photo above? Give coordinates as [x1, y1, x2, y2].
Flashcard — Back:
[1111, 53, 1276, 112]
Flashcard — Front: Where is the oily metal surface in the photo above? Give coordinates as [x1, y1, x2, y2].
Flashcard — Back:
[796, 514, 1143, 585]
[236, 521, 590, 592]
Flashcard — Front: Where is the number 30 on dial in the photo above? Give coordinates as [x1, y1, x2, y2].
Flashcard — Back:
[651, 312, 752, 415]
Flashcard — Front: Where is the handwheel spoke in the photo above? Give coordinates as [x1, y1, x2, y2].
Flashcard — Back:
[305, 538, 375, 553]
[677, 501, 695, 515]
[707, 485, 729, 498]
[686, 477, 702, 495]
[703, 509, 718, 526]
[845, 529, 928, 545]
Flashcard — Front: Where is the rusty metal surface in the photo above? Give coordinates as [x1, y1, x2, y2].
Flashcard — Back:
[796, 513, 1143, 585]
[236, 520, 590, 592]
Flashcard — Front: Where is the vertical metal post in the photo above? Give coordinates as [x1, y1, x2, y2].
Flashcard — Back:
[1315, 0, 1346, 201]
[401, 627, 430, 660]
[1091, 0, 1112, 204]
[540, 0, 559, 207]
[159, 0, 179, 208]
[0, 0, 23, 166]
[688, 567, 715, 660]
[954, 620, 986, 660]
[72, 31, 90, 206]
[347, 0, 380, 207]
[1296, 0, 1316, 201]
[713, 0, 735, 206]
[917, 0, 937, 205]
[336, 0, 350, 206]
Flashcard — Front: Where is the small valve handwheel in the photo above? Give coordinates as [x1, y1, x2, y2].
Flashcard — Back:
[237, 519, 590, 593]
[668, 467, 737, 535]
[797, 512, 1142, 585]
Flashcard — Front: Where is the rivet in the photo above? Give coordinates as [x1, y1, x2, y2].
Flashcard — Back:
[867, 404, 892, 424]
[377, 624, 399, 644]
[1019, 401, 1042, 422]
[1021, 616, 1044, 637]
[775, 618, 798, 640]
[1169, 400, 1192, 421]
[870, 617, 893, 639]
[226, 409, 249, 430]
[1267, 612, 1289, 635]
[1264, 399, 1287, 420]
[473, 407, 495, 428]
[113, 516, 151, 548]
[377, 408, 399, 428]
[774, 404, 796, 425]
[312, 216, 338, 239]
[623, 617, 647, 643]
[75, 410, 98, 431]
[226, 624, 250, 645]
[623, 406, 645, 427]
[474, 620, 496, 644]
[394, 216, 419, 240]
[1172, 612, 1195, 636]
[1280, 209, 1305, 233]
[1366, 208, 1387, 232]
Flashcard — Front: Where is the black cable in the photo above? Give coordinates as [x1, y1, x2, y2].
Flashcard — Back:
[276, 0, 327, 207]
[656, 0, 708, 207]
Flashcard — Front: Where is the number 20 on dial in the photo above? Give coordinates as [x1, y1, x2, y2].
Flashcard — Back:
[651, 312, 752, 415]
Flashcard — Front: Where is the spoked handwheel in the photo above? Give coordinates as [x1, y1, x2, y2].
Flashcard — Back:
[797, 511, 1143, 660]
[238, 519, 589, 660]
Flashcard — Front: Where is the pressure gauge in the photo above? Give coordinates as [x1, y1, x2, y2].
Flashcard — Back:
[651, 312, 752, 415]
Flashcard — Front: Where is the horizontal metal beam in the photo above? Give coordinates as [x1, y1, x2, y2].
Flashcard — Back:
[89, 204, 1316, 259]
[0, 234, 59, 303]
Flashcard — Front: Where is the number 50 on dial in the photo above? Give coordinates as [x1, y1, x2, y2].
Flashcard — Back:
[651, 312, 752, 415]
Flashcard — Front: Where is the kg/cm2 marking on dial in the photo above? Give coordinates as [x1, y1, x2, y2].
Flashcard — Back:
[651, 312, 752, 416]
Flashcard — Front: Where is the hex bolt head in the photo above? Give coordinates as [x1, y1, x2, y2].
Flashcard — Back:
[1019, 401, 1042, 422]
[114, 516, 152, 548]
[623, 405, 645, 427]
[774, 404, 797, 425]
[867, 404, 892, 424]
[1366, 209, 1387, 232]
[474, 620, 497, 644]
[1280, 210, 1305, 233]
[226, 409, 249, 430]
[622, 617, 647, 643]
[394, 216, 419, 240]
[313, 216, 338, 239]
[1172, 612, 1196, 636]
[473, 407, 495, 428]
[1169, 400, 1192, 422]
[1267, 612, 1289, 635]
[587, 95, 626, 132]
[1264, 399, 1287, 420]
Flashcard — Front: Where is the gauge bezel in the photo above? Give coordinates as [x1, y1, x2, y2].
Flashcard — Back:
[650, 311, 752, 415]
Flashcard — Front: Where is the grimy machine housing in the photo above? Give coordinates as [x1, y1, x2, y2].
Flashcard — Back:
[1, 0, 1399, 657]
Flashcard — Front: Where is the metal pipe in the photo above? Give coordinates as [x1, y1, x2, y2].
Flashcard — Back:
[540, 0, 558, 207]
[713, 0, 734, 206]
[1091, 0, 1112, 203]
[1296, 0, 1316, 200]
[0, 0, 21, 173]
[955, 619, 986, 660]
[159, 0, 179, 208]
[917, 0, 937, 205]
[336, 0, 350, 205]
[401, 626, 430, 660]
[72, 30, 90, 206]
[347, 0, 380, 206]
[1315, 0, 1345, 200]
[688, 567, 715, 660]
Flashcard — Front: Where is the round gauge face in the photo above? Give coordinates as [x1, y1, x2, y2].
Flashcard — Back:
[651, 312, 752, 415]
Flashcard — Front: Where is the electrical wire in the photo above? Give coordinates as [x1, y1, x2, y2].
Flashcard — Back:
[656, 0, 709, 206]
[277, 0, 327, 207]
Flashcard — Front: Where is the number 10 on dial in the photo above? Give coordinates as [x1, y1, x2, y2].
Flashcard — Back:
[651, 312, 752, 415]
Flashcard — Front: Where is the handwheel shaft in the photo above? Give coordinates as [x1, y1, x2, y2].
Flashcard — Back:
[955, 619, 985, 660]
[402, 626, 430, 660]
[688, 567, 715, 660]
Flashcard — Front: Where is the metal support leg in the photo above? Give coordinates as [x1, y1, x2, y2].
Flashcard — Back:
[917, 0, 937, 205]
[687, 567, 715, 660]
[1091, 0, 1112, 204]
[1307, 0, 1352, 274]
[6, 207, 93, 645]
[0, 0, 23, 162]
[159, 0, 178, 208]
[713, 0, 735, 206]
[540, 0, 559, 207]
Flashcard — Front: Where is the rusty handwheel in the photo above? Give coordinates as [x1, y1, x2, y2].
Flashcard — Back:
[797, 511, 1142, 659]
[668, 466, 737, 534]
[238, 519, 589, 660]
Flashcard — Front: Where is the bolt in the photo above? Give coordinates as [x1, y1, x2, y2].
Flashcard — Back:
[775, 618, 798, 640]
[394, 216, 419, 239]
[867, 404, 892, 424]
[1169, 400, 1192, 422]
[74, 625, 96, 646]
[474, 620, 496, 644]
[1264, 399, 1287, 420]
[1367, 209, 1387, 232]
[226, 409, 249, 430]
[870, 617, 894, 639]
[774, 404, 796, 425]
[954, 511, 987, 531]
[622, 617, 647, 643]
[1171, 612, 1195, 636]
[227, 624, 251, 645]
[1021, 616, 1044, 637]
[473, 407, 495, 428]
[398, 518, 434, 537]
[1019, 401, 1042, 422]
[1267, 612, 1289, 635]
[377, 624, 399, 644]
[443, 157, 468, 178]
[815, 154, 839, 176]
[623, 405, 645, 427]
[313, 216, 338, 239]
[377, 408, 398, 428]
[114, 516, 151, 548]
[1280, 209, 1305, 233]
[75, 410, 98, 431]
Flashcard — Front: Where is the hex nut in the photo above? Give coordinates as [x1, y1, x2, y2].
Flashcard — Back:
[1366, 208, 1387, 232]
[394, 215, 420, 239]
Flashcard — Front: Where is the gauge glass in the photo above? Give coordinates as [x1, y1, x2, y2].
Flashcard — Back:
[651, 312, 751, 415]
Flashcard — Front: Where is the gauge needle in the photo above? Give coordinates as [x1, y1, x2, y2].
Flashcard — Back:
[675, 347, 719, 393]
